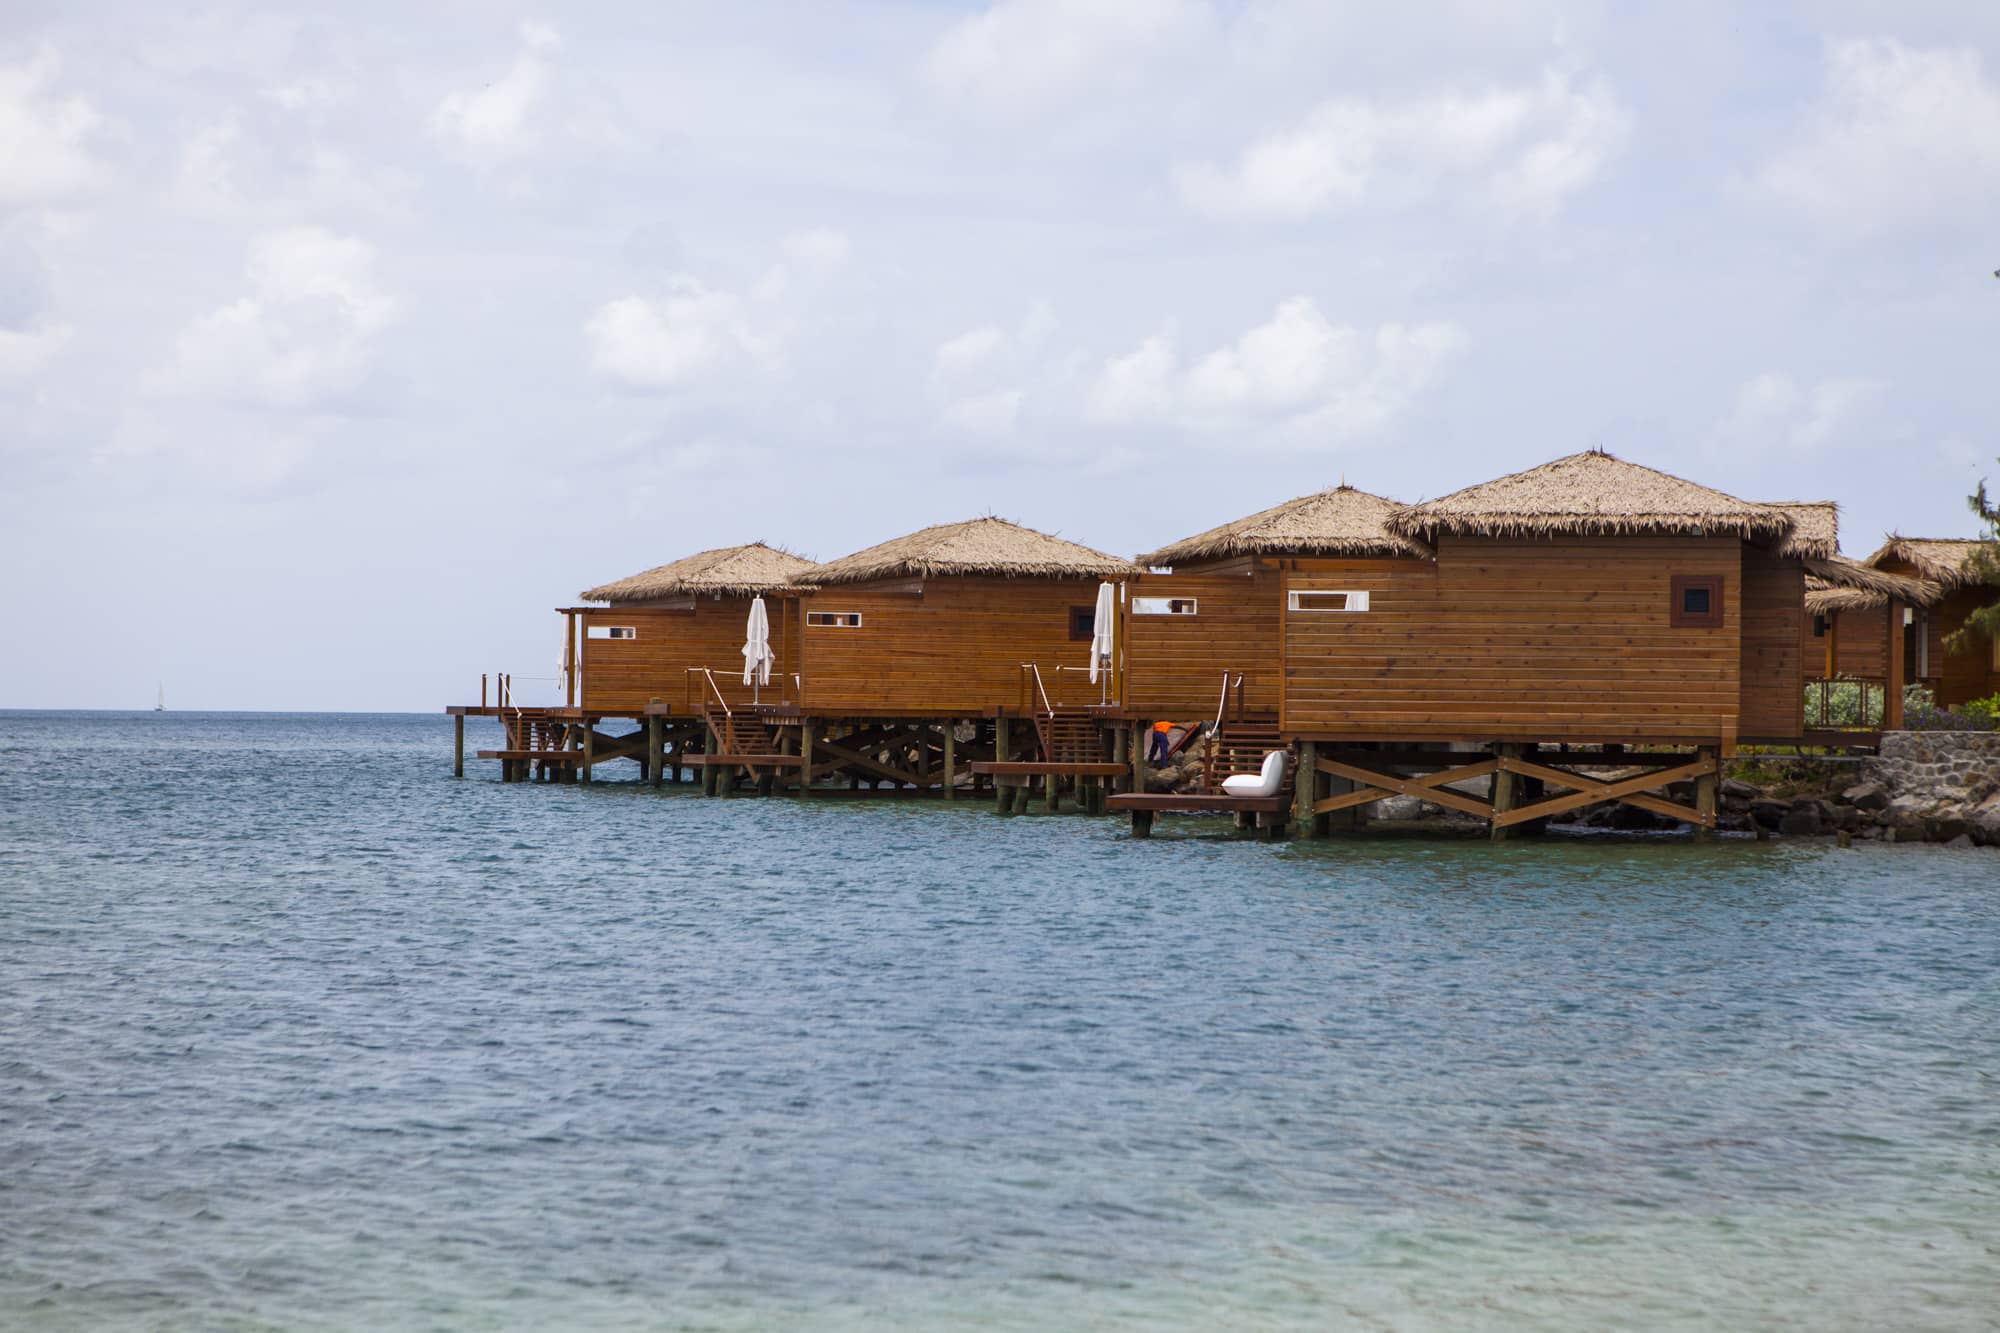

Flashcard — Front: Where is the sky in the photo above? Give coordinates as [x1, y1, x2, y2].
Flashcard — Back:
[2, 0, 1997, 711]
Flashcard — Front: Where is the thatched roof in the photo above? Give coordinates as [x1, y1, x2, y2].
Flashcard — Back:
[1804, 585, 1885, 617]
[807, 517, 1135, 586]
[1802, 557, 1940, 608]
[581, 542, 817, 603]
[1766, 501, 1839, 560]
[1863, 536, 1994, 588]
[1137, 484, 1429, 567]
[1387, 449, 1794, 544]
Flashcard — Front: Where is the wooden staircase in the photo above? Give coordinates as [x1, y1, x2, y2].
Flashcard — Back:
[705, 707, 781, 759]
[1203, 715, 1291, 794]
[1034, 707, 1104, 765]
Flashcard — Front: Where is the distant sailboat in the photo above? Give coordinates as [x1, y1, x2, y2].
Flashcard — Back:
[155, 683, 165, 713]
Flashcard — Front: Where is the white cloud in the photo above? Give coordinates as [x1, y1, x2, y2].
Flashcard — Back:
[1087, 298, 1463, 436]
[1712, 373, 1882, 453]
[0, 321, 72, 378]
[586, 280, 773, 389]
[924, 0, 1207, 118]
[940, 387, 1023, 434]
[934, 325, 1006, 378]
[1762, 38, 2000, 234]
[0, 49, 105, 212]
[1176, 69, 1626, 219]
[781, 227, 850, 268]
[433, 22, 560, 154]
[152, 227, 398, 407]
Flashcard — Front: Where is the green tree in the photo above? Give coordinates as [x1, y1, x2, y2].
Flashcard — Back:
[1945, 462, 2000, 653]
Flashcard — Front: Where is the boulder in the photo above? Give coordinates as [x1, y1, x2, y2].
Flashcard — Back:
[1946, 834, 1975, 849]
[1842, 782, 1889, 811]
[1374, 795, 1428, 821]
[1829, 803, 1861, 832]
[1926, 810, 1972, 844]
[1970, 794, 2000, 847]
[1778, 806, 1823, 837]
[1749, 798, 1790, 831]
[1610, 803, 1667, 831]
[1721, 778, 1761, 800]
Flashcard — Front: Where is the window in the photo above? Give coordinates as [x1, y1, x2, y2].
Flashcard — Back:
[1133, 596, 1197, 615]
[1288, 590, 1370, 613]
[586, 625, 637, 640]
[807, 611, 862, 628]
[1069, 606, 1096, 641]
[1812, 614, 1829, 638]
[1669, 575, 1723, 628]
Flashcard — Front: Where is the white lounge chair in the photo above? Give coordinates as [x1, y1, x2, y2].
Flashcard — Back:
[1220, 749, 1287, 798]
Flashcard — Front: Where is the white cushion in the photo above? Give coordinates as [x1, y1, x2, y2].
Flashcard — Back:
[1220, 750, 1287, 797]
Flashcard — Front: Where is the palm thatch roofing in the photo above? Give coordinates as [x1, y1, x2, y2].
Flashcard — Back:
[1804, 585, 1886, 617]
[1386, 449, 1794, 544]
[1863, 536, 1994, 588]
[1802, 557, 1941, 609]
[1766, 501, 1840, 561]
[1137, 484, 1429, 567]
[581, 542, 817, 603]
[807, 516, 1136, 586]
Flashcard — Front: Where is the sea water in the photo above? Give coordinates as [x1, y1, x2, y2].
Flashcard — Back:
[2, 711, 1997, 1329]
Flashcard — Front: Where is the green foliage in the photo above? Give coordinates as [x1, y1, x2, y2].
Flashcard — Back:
[1963, 693, 2000, 728]
[1944, 461, 2000, 655]
[1803, 678, 1885, 729]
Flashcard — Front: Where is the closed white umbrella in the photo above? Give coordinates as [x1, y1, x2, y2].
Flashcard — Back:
[1088, 581, 1116, 697]
[741, 596, 773, 699]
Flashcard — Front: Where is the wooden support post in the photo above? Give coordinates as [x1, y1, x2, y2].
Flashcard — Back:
[1490, 743, 1516, 842]
[582, 725, 595, 785]
[916, 722, 931, 789]
[1131, 721, 1150, 794]
[1046, 769, 1060, 813]
[799, 720, 815, 798]
[647, 713, 663, 788]
[1695, 748, 1718, 843]
[942, 721, 956, 800]
[1131, 808, 1154, 839]
[453, 715, 464, 779]
[1886, 601, 1907, 730]
[1294, 741, 1316, 836]
[702, 723, 720, 796]
[995, 715, 1010, 765]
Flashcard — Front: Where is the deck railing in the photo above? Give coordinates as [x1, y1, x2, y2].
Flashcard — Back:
[1213, 672, 1245, 733]
[1020, 663, 1053, 717]
[1804, 676, 1886, 731]
[688, 667, 732, 718]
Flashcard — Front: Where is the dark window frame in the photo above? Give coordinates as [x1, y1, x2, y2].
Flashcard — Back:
[1670, 575, 1724, 629]
[1069, 606, 1096, 641]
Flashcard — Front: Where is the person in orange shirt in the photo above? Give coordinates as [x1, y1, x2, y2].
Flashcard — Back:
[1148, 719, 1173, 765]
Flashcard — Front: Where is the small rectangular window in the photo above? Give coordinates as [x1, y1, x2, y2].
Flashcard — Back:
[586, 625, 638, 640]
[1288, 590, 1370, 612]
[1812, 614, 1829, 638]
[1669, 575, 1723, 628]
[1069, 607, 1096, 641]
[1133, 596, 1197, 616]
[807, 611, 862, 628]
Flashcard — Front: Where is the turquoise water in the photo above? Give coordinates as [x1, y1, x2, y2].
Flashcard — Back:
[2, 711, 1997, 1330]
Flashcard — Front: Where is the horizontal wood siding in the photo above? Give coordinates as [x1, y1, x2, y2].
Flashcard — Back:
[580, 600, 796, 714]
[1123, 567, 1282, 719]
[799, 577, 1104, 715]
[1282, 536, 1743, 743]
[1826, 604, 1889, 680]
[1739, 545, 1803, 738]
[1935, 587, 2000, 706]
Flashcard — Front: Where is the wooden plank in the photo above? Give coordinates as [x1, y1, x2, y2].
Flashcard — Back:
[810, 736, 924, 787]
[943, 721, 955, 800]
[1106, 793, 1289, 813]
[1313, 757, 1497, 819]
[968, 761, 1127, 777]
[453, 714, 464, 778]
[1490, 757, 1713, 827]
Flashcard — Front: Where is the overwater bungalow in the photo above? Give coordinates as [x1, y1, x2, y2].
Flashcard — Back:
[768, 517, 1136, 802]
[574, 542, 816, 715]
[1860, 538, 2000, 707]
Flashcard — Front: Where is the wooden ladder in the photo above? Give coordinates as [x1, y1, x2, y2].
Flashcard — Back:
[706, 706, 779, 758]
[1034, 707, 1102, 765]
[1203, 716, 1291, 795]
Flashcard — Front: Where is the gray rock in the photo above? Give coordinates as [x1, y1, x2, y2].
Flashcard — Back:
[1374, 795, 1428, 821]
[1749, 798, 1790, 831]
[1778, 807, 1823, 836]
[1842, 782, 1889, 811]
[1946, 834, 1975, 849]
[1610, 803, 1666, 831]
[1721, 778, 1761, 800]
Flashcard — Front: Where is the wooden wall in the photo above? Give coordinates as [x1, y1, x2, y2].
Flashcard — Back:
[1280, 536, 1743, 744]
[1739, 545, 1803, 739]
[1933, 587, 2000, 706]
[1122, 564, 1283, 720]
[1815, 604, 1890, 680]
[798, 577, 1105, 715]
[580, 599, 797, 714]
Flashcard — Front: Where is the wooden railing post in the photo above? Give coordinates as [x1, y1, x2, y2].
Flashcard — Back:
[1886, 601, 1906, 730]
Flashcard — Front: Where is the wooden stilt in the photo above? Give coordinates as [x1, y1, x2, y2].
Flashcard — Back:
[1131, 721, 1150, 794]
[1131, 808, 1154, 838]
[1490, 743, 1517, 841]
[799, 720, 815, 798]
[582, 724, 595, 785]
[453, 715, 464, 779]
[1695, 747, 1718, 842]
[942, 721, 956, 800]
[1294, 740, 1316, 836]
[647, 713, 663, 788]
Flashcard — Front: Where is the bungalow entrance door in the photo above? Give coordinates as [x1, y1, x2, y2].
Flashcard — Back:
[1904, 608, 1932, 694]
